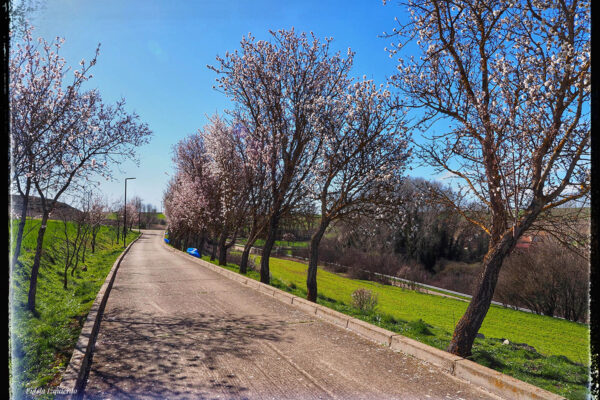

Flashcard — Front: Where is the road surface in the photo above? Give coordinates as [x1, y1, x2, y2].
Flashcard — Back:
[83, 230, 497, 399]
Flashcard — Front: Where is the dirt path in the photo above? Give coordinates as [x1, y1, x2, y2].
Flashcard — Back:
[83, 230, 497, 399]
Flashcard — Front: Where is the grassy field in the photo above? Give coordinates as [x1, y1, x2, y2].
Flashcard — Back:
[10, 219, 139, 399]
[192, 250, 589, 400]
[237, 238, 309, 248]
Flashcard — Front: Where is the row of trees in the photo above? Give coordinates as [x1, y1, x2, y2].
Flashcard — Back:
[167, 0, 589, 359]
[165, 29, 410, 303]
[51, 193, 157, 290]
[9, 25, 152, 314]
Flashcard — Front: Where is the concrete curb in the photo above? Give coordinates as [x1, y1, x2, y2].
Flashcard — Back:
[163, 239, 565, 400]
[391, 335, 462, 374]
[57, 233, 143, 400]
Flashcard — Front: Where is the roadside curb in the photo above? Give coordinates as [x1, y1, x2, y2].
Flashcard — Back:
[57, 233, 143, 400]
[163, 240, 565, 400]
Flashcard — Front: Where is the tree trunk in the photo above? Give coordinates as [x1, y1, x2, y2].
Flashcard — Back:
[81, 234, 88, 263]
[210, 239, 217, 261]
[11, 181, 31, 271]
[27, 211, 50, 313]
[240, 247, 251, 274]
[260, 214, 280, 284]
[240, 224, 258, 274]
[222, 226, 240, 266]
[446, 232, 517, 357]
[91, 229, 98, 253]
[218, 228, 228, 266]
[63, 222, 72, 289]
[306, 220, 329, 302]
[183, 231, 190, 251]
[198, 234, 206, 257]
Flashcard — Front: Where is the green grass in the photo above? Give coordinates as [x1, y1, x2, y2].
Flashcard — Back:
[237, 238, 309, 248]
[106, 211, 165, 221]
[10, 219, 139, 399]
[194, 250, 589, 400]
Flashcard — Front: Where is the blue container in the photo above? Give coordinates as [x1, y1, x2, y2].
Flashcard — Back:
[164, 238, 170, 243]
[186, 248, 200, 258]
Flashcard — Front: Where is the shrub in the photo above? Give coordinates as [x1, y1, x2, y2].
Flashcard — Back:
[408, 318, 433, 335]
[290, 247, 309, 259]
[228, 250, 258, 272]
[282, 233, 295, 245]
[495, 237, 588, 322]
[227, 251, 242, 266]
[347, 267, 371, 280]
[351, 288, 378, 313]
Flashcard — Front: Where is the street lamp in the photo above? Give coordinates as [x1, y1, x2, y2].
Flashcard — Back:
[123, 177, 136, 248]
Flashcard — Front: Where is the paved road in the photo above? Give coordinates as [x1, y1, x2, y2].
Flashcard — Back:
[83, 230, 497, 399]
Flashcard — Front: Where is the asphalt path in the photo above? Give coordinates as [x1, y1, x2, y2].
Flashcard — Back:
[83, 230, 498, 399]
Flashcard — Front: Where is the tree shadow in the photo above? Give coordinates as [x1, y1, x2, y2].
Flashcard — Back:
[82, 307, 288, 399]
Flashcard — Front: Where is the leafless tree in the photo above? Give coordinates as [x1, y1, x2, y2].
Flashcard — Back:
[88, 194, 107, 253]
[55, 198, 90, 289]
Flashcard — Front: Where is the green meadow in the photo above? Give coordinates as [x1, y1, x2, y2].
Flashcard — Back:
[196, 251, 589, 400]
[237, 238, 310, 248]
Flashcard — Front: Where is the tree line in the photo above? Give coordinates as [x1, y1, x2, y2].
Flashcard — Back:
[165, 0, 589, 359]
[164, 29, 411, 304]
[9, 25, 152, 314]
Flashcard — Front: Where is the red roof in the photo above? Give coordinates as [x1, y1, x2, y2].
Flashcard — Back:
[515, 235, 533, 249]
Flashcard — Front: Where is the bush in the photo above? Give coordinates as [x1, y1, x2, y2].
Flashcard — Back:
[291, 236, 404, 280]
[227, 250, 257, 271]
[408, 319, 434, 336]
[351, 288, 378, 313]
[424, 260, 480, 295]
[347, 267, 371, 280]
[495, 238, 588, 322]
[290, 247, 309, 259]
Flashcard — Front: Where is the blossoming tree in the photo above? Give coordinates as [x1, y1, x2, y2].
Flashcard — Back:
[209, 29, 355, 284]
[202, 115, 250, 265]
[10, 26, 98, 272]
[10, 27, 152, 313]
[385, 0, 590, 357]
[305, 78, 410, 302]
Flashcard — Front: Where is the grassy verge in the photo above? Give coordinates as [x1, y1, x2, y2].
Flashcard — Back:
[10, 219, 140, 399]
[192, 250, 589, 400]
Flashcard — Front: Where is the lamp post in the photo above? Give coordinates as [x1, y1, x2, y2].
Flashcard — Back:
[123, 177, 136, 248]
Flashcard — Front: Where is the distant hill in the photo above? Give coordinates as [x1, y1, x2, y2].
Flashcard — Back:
[9, 194, 80, 219]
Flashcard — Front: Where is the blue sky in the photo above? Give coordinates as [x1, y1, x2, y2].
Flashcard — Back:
[22, 0, 438, 210]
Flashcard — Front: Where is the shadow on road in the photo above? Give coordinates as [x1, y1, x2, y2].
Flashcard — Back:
[83, 307, 287, 399]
